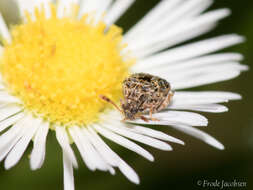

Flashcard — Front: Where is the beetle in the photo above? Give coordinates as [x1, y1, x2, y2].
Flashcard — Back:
[100, 73, 174, 122]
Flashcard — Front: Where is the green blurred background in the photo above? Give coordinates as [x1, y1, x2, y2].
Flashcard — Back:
[0, 0, 252, 189]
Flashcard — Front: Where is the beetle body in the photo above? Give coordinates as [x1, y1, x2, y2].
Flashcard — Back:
[100, 73, 173, 122]
[121, 73, 173, 120]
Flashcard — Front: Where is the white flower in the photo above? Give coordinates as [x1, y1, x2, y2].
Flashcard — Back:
[0, 0, 248, 189]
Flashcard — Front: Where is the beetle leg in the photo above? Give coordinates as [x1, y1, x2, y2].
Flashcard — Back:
[139, 115, 150, 122]
[121, 117, 127, 122]
[120, 98, 124, 107]
[133, 112, 149, 122]
[99, 95, 123, 113]
[149, 106, 160, 121]
[138, 105, 160, 122]
[121, 115, 149, 123]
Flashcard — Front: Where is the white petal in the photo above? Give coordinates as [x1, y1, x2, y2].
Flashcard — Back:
[93, 124, 154, 161]
[104, 0, 135, 26]
[69, 126, 109, 171]
[147, 5, 224, 37]
[113, 110, 208, 127]
[87, 127, 120, 167]
[133, 34, 244, 71]
[0, 117, 27, 162]
[56, 126, 78, 168]
[81, 127, 115, 172]
[0, 13, 11, 43]
[16, 0, 52, 20]
[0, 83, 6, 90]
[98, 0, 113, 13]
[100, 122, 172, 151]
[78, 0, 112, 22]
[124, 0, 183, 41]
[78, 0, 101, 15]
[30, 121, 49, 170]
[130, 23, 216, 59]
[57, 0, 79, 18]
[149, 0, 211, 30]
[0, 105, 22, 121]
[88, 127, 139, 184]
[126, 0, 213, 44]
[129, 8, 230, 55]
[0, 112, 24, 133]
[170, 124, 224, 150]
[15, 0, 37, 19]
[169, 104, 228, 113]
[0, 91, 21, 104]
[118, 123, 184, 145]
[142, 53, 243, 73]
[161, 62, 247, 83]
[118, 159, 140, 184]
[5, 115, 40, 170]
[68, 126, 95, 171]
[172, 91, 241, 106]
[108, 167, 116, 175]
[39, 0, 52, 19]
[149, 63, 247, 86]
[63, 152, 75, 190]
[172, 70, 241, 89]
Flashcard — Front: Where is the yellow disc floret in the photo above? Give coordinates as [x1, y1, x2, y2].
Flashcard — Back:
[0, 6, 133, 127]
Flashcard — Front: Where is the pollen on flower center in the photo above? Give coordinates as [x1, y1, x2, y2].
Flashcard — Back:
[0, 6, 133, 126]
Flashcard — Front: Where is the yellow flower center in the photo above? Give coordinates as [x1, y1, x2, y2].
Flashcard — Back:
[0, 6, 133, 127]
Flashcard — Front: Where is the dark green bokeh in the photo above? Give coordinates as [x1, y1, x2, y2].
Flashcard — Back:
[0, 0, 252, 189]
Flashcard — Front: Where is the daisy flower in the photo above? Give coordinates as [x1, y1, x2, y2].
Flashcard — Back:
[0, 0, 248, 189]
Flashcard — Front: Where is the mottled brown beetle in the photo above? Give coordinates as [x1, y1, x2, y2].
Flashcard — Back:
[100, 73, 174, 122]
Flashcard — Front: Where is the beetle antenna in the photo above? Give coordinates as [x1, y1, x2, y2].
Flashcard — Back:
[99, 95, 123, 113]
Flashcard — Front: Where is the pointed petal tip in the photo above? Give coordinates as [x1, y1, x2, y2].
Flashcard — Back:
[73, 162, 78, 169]
[170, 137, 185, 146]
[4, 162, 11, 170]
[126, 170, 140, 185]
[164, 144, 173, 151]
[206, 138, 225, 150]
[222, 8, 231, 16]
[30, 160, 41, 171]
[223, 34, 246, 45]
[30, 165, 38, 171]
[171, 138, 185, 145]
[179, 140, 185, 146]
[219, 145, 225, 150]
[147, 154, 155, 162]
[4, 158, 16, 170]
[199, 117, 208, 127]
[234, 34, 246, 43]
[231, 93, 242, 100]
[64, 149, 78, 169]
[109, 167, 116, 175]
[136, 181, 140, 185]
[221, 106, 229, 112]
[214, 8, 231, 18]
[238, 54, 244, 60]
[215, 143, 225, 150]
[119, 160, 140, 185]
[133, 177, 140, 185]
[242, 65, 250, 71]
